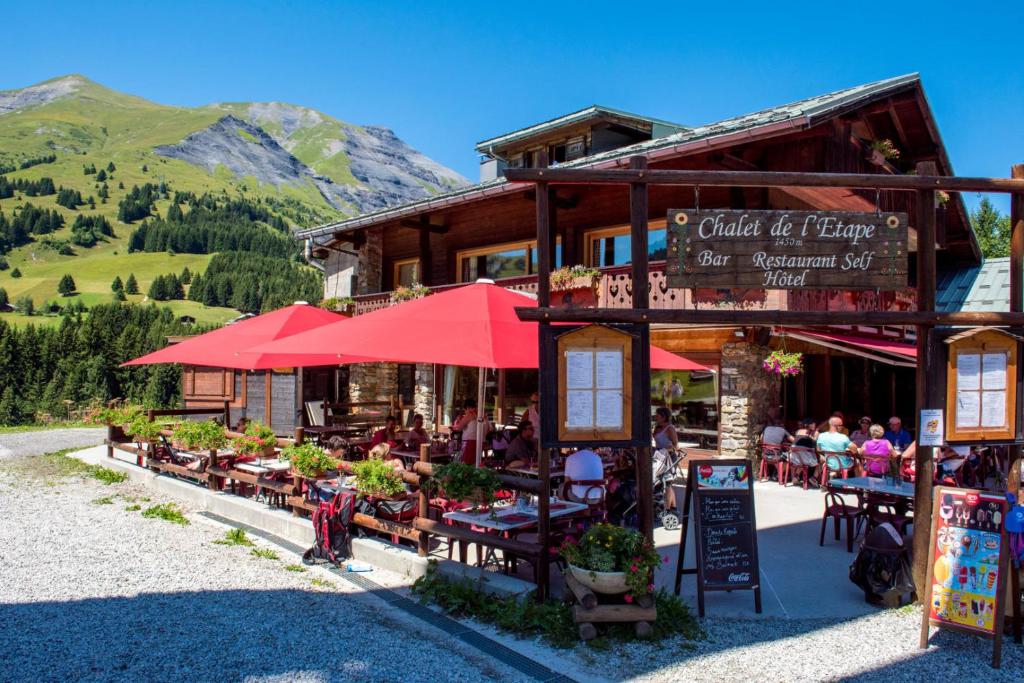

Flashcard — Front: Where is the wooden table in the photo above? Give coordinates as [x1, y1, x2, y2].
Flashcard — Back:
[390, 447, 451, 464]
[442, 500, 588, 532]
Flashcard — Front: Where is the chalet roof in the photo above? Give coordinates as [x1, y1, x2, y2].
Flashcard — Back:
[474, 105, 689, 154]
[296, 73, 935, 241]
[937, 257, 1013, 312]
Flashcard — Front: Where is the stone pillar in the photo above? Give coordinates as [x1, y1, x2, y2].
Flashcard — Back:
[348, 362, 398, 406]
[355, 226, 383, 296]
[718, 342, 780, 458]
[413, 363, 434, 423]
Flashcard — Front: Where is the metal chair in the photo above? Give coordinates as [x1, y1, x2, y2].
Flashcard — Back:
[786, 446, 818, 489]
[759, 442, 788, 485]
[818, 449, 856, 487]
[820, 491, 862, 553]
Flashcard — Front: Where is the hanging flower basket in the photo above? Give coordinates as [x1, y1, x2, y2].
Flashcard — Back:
[762, 350, 803, 377]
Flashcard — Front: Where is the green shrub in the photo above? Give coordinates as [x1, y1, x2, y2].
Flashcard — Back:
[280, 443, 337, 477]
[171, 420, 227, 451]
[429, 461, 501, 505]
[351, 457, 405, 498]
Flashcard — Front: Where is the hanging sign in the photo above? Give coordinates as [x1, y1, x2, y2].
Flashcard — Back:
[919, 486, 1020, 668]
[665, 209, 908, 290]
[674, 459, 762, 617]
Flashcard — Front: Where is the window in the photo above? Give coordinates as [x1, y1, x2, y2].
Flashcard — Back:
[585, 219, 668, 267]
[393, 258, 420, 288]
[549, 143, 567, 164]
[457, 239, 561, 283]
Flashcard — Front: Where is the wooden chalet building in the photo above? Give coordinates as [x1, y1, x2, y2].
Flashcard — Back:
[297, 73, 981, 456]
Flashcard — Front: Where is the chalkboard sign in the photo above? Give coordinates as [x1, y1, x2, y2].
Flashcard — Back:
[674, 459, 761, 616]
[919, 486, 1020, 668]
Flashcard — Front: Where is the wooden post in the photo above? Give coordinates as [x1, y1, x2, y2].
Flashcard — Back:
[418, 217, 433, 287]
[535, 153, 552, 601]
[417, 442, 430, 557]
[294, 427, 304, 445]
[496, 369, 506, 426]
[1009, 164, 1024, 499]
[912, 160, 938, 594]
[630, 156, 654, 543]
[207, 448, 219, 492]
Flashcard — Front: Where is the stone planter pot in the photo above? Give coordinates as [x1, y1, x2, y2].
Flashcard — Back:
[568, 564, 629, 595]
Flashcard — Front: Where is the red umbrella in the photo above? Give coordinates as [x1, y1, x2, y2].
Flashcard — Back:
[248, 283, 709, 371]
[122, 303, 371, 370]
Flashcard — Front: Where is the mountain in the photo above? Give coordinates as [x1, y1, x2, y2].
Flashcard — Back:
[0, 75, 467, 218]
[0, 75, 467, 326]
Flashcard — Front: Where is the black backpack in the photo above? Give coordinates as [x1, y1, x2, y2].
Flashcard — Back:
[303, 491, 357, 565]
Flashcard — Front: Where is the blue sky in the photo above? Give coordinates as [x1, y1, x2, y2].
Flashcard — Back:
[3, 1, 1021, 212]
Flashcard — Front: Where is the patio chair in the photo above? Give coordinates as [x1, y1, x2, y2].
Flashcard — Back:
[819, 491, 861, 553]
[863, 497, 912, 537]
[786, 446, 818, 489]
[818, 449, 856, 487]
[759, 442, 787, 485]
[559, 478, 607, 526]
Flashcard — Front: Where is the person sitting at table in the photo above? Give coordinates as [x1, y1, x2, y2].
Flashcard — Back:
[652, 407, 678, 451]
[452, 398, 490, 465]
[404, 413, 429, 449]
[831, 411, 850, 435]
[564, 448, 605, 504]
[504, 420, 537, 468]
[370, 415, 399, 448]
[794, 418, 818, 448]
[858, 424, 896, 477]
[369, 442, 406, 473]
[850, 417, 872, 447]
[884, 416, 913, 451]
[235, 416, 250, 434]
[816, 416, 857, 472]
[761, 417, 794, 446]
[325, 435, 348, 461]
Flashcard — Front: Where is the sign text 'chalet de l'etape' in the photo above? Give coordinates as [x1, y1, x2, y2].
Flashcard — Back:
[666, 209, 909, 290]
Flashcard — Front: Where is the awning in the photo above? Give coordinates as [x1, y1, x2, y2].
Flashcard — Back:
[777, 328, 917, 367]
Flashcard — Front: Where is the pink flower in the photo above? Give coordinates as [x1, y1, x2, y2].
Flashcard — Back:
[624, 594, 633, 603]
[630, 564, 638, 572]
[647, 584, 655, 591]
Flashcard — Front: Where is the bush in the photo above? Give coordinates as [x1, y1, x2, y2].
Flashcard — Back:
[351, 457, 405, 498]
[171, 420, 227, 451]
[280, 442, 337, 477]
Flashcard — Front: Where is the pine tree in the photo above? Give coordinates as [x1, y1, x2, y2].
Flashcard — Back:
[107, 161, 116, 172]
[179, 266, 192, 284]
[57, 274, 77, 296]
[125, 273, 139, 294]
[14, 295, 33, 315]
[0, 257, 8, 271]
[113, 289, 126, 302]
[148, 275, 167, 301]
[170, 274, 185, 299]
[96, 169, 107, 182]
[11, 267, 21, 278]
[111, 276, 124, 292]
[0, 287, 7, 308]
[118, 181, 125, 190]
[0, 386, 21, 425]
[141, 164, 148, 173]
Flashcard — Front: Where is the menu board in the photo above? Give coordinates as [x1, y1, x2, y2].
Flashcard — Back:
[675, 459, 761, 616]
[562, 347, 625, 431]
[924, 487, 1008, 636]
[946, 330, 1018, 443]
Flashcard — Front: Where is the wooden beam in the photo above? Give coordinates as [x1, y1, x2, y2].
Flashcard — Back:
[399, 219, 448, 234]
[503, 168, 1024, 194]
[418, 226, 432, 287]
[515, 307, 1024, 327]
[630, 156, 654, 543]
[1009, 163, 1024, 500]
[523, 189, 578, 209]
[912, 160, 938, 595]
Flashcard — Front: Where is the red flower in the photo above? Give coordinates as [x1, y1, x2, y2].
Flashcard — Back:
[624, 594, 633, 603]
[630, 564, 638, 572]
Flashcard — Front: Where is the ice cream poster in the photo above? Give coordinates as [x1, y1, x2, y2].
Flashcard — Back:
[928, 488, 1007, 635]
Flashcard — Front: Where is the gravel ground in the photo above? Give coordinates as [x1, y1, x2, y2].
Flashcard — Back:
[0, 454, 526, 683]
[0, 427, 105, 459]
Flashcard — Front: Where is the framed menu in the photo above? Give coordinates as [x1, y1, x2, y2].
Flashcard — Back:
[945, 329, 1019, 443]
[556, 325, 632, 442]
[919, 486, 1019, 668]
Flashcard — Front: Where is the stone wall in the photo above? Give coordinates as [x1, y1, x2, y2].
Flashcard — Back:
[718, 342, 780, 458]
[355, 226, 383, 295]
[348, 362, 398, 405]
[413, 363, 434, 423]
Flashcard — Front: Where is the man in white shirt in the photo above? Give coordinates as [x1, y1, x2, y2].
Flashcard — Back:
[564, 448, 604, 502]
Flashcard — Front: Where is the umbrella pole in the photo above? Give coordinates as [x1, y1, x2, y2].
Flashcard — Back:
[475, 367, 486, 467]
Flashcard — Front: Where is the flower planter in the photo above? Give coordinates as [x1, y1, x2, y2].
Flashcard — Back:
[552, 284, 598, 309]
[262, 444, 277, 458]
[568, 564, 630, 595]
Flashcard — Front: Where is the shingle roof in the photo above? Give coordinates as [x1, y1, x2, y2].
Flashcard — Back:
[474, 105, 688, 153]
[297, 73, 922, 240]
[936, 257, 1012, 312]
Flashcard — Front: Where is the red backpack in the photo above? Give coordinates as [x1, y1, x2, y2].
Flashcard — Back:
[303, 491, 356, 565]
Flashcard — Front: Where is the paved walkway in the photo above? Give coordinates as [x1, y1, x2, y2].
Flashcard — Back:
[0, 428, 105, 460]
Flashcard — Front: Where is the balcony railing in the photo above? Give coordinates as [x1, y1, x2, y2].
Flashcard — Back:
[352, 263, 916, 316]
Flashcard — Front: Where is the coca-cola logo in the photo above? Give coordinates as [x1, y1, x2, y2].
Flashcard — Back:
[699, 464, 713, 479]
[728, 572, 751, 583]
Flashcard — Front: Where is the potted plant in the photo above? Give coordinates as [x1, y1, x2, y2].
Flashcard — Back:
[867, 138, 900, 166]
[762, 350, 803, 377]
[88, 403, 145, 441]
[351, 457, 407, 499]
[240, 420, 277, 457]
[171, 421, 227, 452]
[389, 283, 430, 304]
[549, 265, 600, 308]
[560, 523, 663, 600]
[429, 461, 501, 507]
[126, 415, 163, 448]
[280, 442, 338, 478]
[320, 296, 356, 316]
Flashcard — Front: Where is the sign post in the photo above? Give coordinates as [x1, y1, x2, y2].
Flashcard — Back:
[674, 458, 761, 616]
[919, 486, 1021, 667]
[666, 209, 908, 290]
